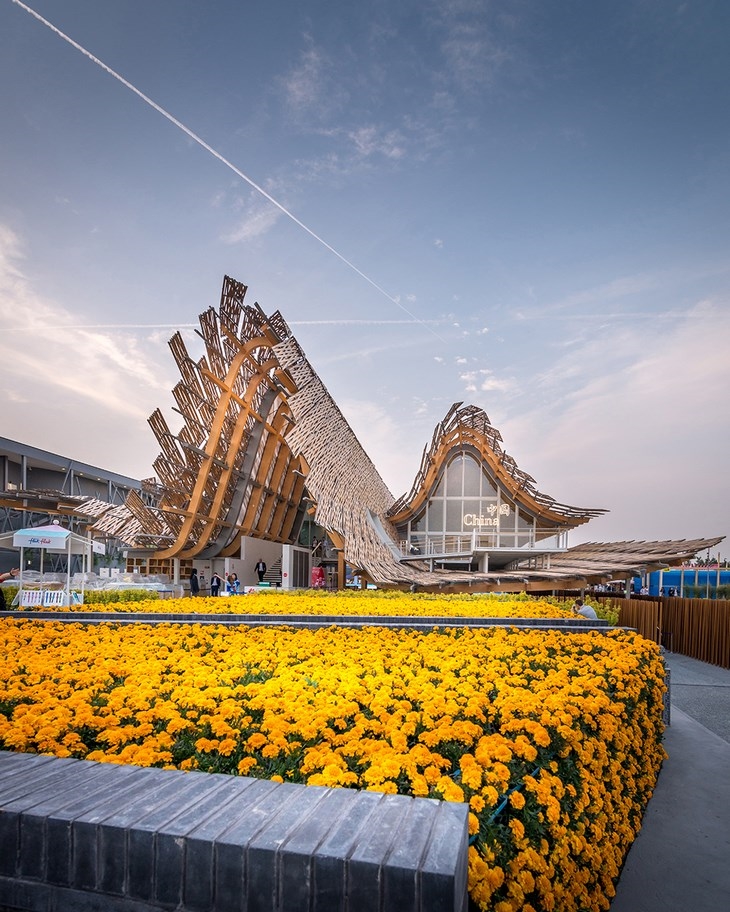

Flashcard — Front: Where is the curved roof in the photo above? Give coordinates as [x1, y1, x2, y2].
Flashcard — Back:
[387, 401, 606, 529]
[85, 275, 723, 591]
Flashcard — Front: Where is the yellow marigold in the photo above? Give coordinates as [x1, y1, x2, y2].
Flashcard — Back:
[509, 790, 525, 810]
[194, 737, 218, 753]
[509, 818, 525, 842]
[245, 732, 268, 750]
[487, 865, 505, 891]
[470, 794, 485, 813]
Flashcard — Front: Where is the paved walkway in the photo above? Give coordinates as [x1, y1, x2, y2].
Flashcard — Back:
[611, 652, 730, 911]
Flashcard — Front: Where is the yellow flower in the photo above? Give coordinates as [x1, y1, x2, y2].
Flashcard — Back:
[508, 790, 525, 810]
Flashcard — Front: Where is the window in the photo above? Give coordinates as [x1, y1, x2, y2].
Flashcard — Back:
[403, 453, 512, 543]
[445, 456, 463, 496]
[463, 458, 482, 497]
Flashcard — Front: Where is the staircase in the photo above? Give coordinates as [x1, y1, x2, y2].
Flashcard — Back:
[262, 558, 282, 587]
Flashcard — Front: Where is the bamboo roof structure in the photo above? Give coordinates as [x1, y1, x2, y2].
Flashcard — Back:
[82, 275, 723, 591]
[387, 401, 606, 530]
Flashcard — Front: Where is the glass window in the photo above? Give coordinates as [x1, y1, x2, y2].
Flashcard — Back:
[411, 514, 426, 534]
[462, 500, 481, 531]
[482, 473, 498, 498]
[433, 473, 446, 496]
[445, 457, 463, 496]
[498, 500, 514, 531]
[427, 499, 443, 532]
[445, 499, 463, 532]
[518, 509, 534, 530]
[462, 457, 482, 496]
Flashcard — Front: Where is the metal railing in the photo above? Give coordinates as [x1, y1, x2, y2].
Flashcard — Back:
[400, 528, 568, 557]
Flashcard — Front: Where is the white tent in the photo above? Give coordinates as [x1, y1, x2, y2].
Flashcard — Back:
[0, 521, 105, 607]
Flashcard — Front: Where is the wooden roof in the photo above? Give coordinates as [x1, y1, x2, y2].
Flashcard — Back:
[387, 401, 606, 529]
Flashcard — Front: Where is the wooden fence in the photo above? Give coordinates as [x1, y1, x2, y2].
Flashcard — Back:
[603, 595, 730, 669]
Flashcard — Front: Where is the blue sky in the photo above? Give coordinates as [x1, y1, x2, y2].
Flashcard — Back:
[1, 0, 728, 552]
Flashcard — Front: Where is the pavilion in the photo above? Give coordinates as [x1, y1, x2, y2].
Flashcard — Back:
[76, 276, 721, 593]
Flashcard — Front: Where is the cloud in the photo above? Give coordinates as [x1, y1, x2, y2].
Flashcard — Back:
[318, 332, 435, 365]
[280, 36, 349, 125]
[282, 39, 328, 113]
[289, 319, 438, 326]
[499, 297, 730, 543]
[0, 224, 172, 477]
[347, 125, 406, 160]
[427, 0, 513, 92]
[460, 368, 514, 394]
[339, 397, 425, 496]
[221, 192, 282, 243]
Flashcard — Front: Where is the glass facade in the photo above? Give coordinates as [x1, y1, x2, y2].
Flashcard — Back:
[399, 452, 543, 554]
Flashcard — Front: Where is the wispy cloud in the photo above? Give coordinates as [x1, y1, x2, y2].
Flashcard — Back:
[460, 367, 514, 394]
[289, 319, 443, 326]
[319, 332, 437, 365]
[347, 125, 406, 160]
[552, 272, 666, 312]
[221, 198, 282, 243]
[427, 0, 513, 92]
[339, 397, 427, 496]
[280, 36, 351, 127]
[500, 296, 730, 541]
[0, 224, 171, 475]
[282, 38, 329, 114]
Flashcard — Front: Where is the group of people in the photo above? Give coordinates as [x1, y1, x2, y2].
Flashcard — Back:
[188, 560, 270, 595]
[189, 568, 239, 596]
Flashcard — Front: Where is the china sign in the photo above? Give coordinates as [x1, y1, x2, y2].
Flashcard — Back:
[463, 504, 510, 527]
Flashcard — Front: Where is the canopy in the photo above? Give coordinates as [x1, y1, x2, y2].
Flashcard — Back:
[2, 524, 105, 555]
[0, 522, 105, 607]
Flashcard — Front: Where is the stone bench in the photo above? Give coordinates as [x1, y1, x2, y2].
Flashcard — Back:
[0, 751, 468, 912]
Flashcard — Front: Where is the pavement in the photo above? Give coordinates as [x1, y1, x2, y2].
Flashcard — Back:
[610, 651, 730, 911]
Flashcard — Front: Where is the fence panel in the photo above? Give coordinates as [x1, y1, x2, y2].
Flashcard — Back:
[615, 598, 662, 644]
[616, 596, 730, 669]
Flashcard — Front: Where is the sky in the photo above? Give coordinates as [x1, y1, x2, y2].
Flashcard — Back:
[1, 0, 729, 554]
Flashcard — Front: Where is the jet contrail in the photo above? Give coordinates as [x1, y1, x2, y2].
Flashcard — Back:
[3, 319, 445, 332]
[10, 0, 447, 343]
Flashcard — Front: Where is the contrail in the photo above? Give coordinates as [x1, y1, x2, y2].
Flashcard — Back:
[10, 0, 447, 343]
[4, 319, 446, 332]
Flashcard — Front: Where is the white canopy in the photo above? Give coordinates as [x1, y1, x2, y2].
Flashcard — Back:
[0, 522, 104, 607]
[1, 524, 105, 555]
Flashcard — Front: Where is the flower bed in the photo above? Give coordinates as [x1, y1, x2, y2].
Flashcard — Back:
[0, 615, 664, 911]
[52, 589, 586, 619]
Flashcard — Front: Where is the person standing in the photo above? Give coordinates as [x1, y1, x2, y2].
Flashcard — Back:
[255, 558, 267, 583]
[210, 572, 221, 596]
[189, 568, 200, 597]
